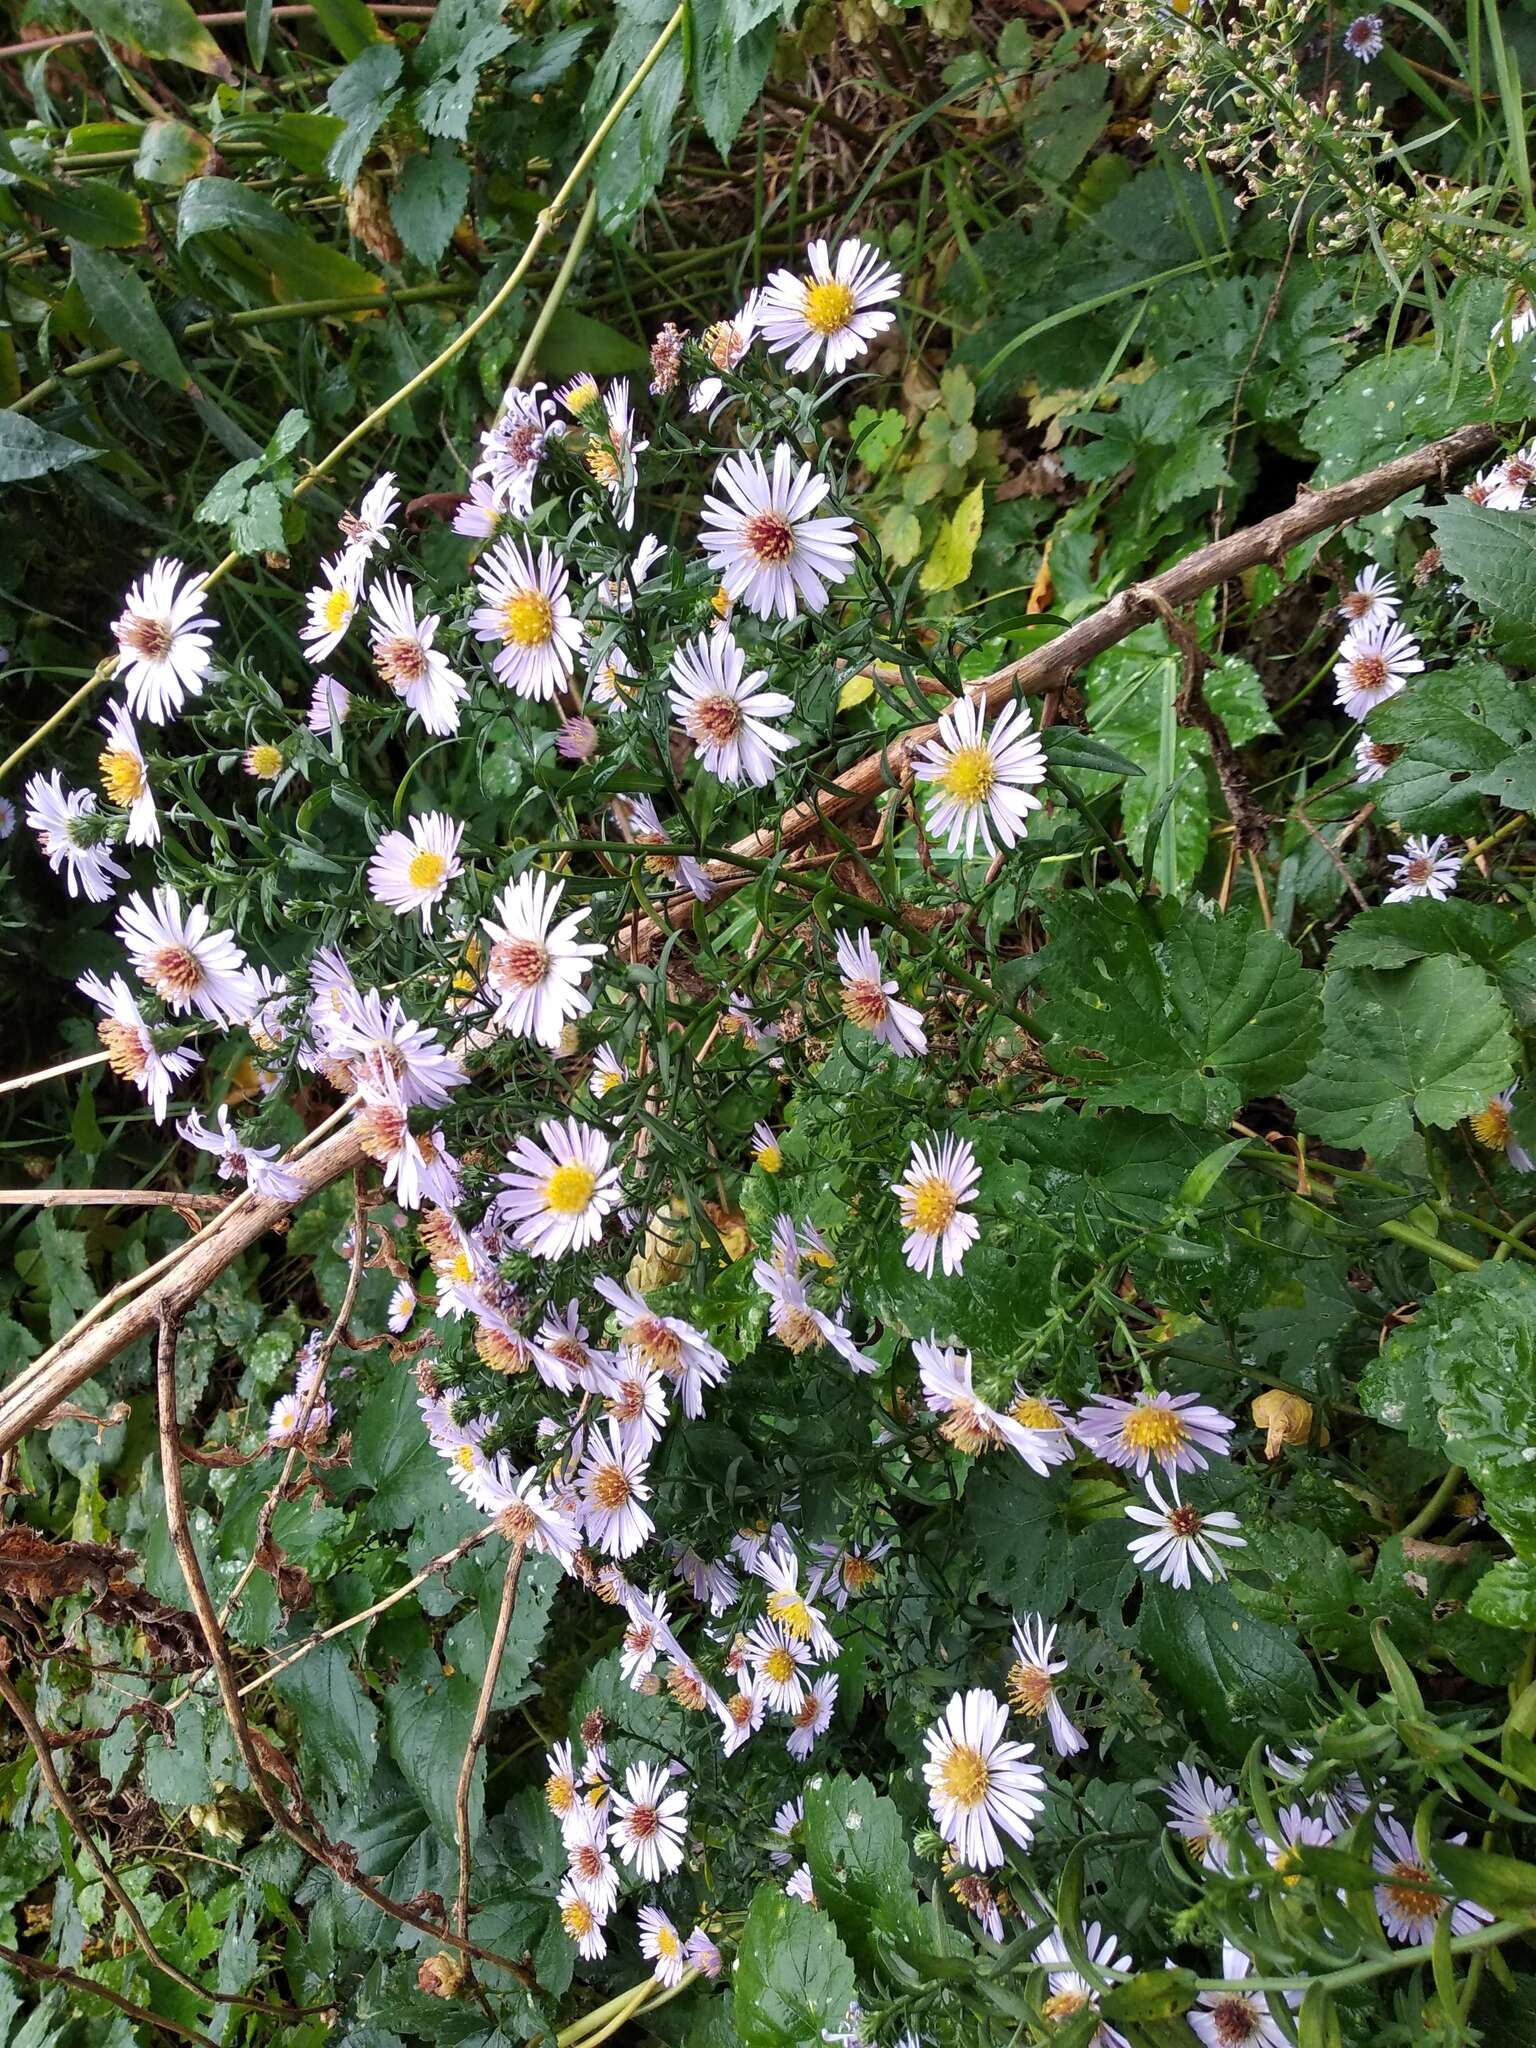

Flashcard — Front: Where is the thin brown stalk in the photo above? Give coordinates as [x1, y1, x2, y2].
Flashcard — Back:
[0, 1188, 226, 1213]
[0, 1941, 219, 2047]
[456, 1540, 526, 1943]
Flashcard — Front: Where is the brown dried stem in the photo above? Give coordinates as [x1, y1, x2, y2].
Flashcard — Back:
[456, 1539, 526, 1945]
[0, 1940, 219, 2047]
[1129, 581, 1269, 853]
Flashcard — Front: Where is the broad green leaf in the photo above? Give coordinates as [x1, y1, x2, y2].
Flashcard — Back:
[70, 241, 188, 390]
[390, 145, 470, 267]
[1470, 1556, 1536, 1631]
[1302, 346, 1468, 492]
[920, 480, 986, 592]
[689, 0, 779, 158]
[71, 0, 231, 75]
[1033, 892, 1321, 1125]
[1019, 64, 1110, 184]
[382, 1628, 485, 1844]
[26, 177, 146, 247]
[273, 1645, 380, 1805]
[179, 175, 384, 303]
[415, 0, 519, 139]
[1429, 496, 1536, 630]
[0, 412, 103, 483]
[134, 117, 211, 188]
[326, 43, 404, 187]
[734, 1886, 857, 2048]
[1137, 1577, 1317, 1758]
[1286, 956, 1515, 1157]
[1366, 662, 1532, 833]
[587, 10, 685, 231]
[533, 307, 650, 377]
[803, 1774, 922, 1967]
[1327, 898, 1536, 1027]
[850, 404, 905, 473]
[1435, 1842, 1536, 1914]
[965, 1464, 1077, 1614]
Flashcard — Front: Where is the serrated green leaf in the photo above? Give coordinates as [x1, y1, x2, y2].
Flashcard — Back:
[1367, 662, 1532, 833]
[326, 43, 404, 187]
[1429, 496, 1536, 630]
[390, 145, 470, 267]
[803, 1773, 922, 1968]
[1137, 1577, 1317, 1758]
[1470, 1556, 1536, 1631]
[273, 1645, 380, 1806]
[734, 1886, 857, 2048]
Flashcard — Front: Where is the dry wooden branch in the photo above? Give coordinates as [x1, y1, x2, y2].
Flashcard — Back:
[456, 1540, 527, 1945]
[152, 1314, 536, 1988]
[0, 1188, 227, 1213]
[0, 1939, 220, 2048]
[1129, 582, 1269, 853]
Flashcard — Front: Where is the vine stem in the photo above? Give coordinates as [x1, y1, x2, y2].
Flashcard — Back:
[507, 186, 600, 394]
[0, 4, 683, 790]
[1200, 1912, 1534, 1994]
[1399, 1464, 1467, 1541]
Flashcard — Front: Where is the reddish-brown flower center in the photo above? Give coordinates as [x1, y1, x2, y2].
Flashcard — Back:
[148, 944, 203, 999]
[841, 978, 889, 1028]
[744, 510, 795, 565]
[119, 613, 174, 660]
[688, 692, 744, 745]
[375, 634, 428, 687]
[490, 936, 549, 989]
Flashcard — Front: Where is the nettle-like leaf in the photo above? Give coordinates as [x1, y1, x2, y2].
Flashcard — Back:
[1136, 1578, 1317, 1759]
[1363, 1262, 1536, 1563]
[1365, 660, 1533, 833]
[1430, 495, 1536, 630]
[1032, 891, 1321, 1125]
[1328, 898, 1536, 1028]
[803, 1773, 923, 1968]
[734, 1886, 857, 2048]
[1286, 955, 1515, 1157]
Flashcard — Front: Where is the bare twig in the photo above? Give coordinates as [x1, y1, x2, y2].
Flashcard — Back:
[0, 1940, 219, 2047]
[0, 1050, 106, 1097]
[0, 4, 434, 60]
[1292, 805, 1370, 910]
[456, 1541, 526, 1944]
[0, 1188, 227, 1213]
[1130, 582, 1269, 853]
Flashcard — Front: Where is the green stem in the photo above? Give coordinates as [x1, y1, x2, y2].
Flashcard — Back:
[507, 187, 599, 393]
[1378, 1219, 1482, 1272]
[1399, 1465, 1465, 1542]
[1200, 1913, 1533, 1995]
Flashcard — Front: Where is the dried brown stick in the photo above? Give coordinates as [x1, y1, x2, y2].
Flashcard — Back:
[1130, 582, 1269, 854]
[0, 1189, 227, 1212]
[456, 1540, 527, 1945]
[0, 1940, 220, 2047]
[152, 1314, 535, 1988]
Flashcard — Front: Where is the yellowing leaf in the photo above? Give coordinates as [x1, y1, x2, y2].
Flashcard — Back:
[919, 480, 985, 594]
[837, 671, 875, 711]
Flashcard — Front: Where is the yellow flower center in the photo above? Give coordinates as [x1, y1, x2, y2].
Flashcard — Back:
[561, 1898, 595, 1938]
[627, 1316, 683, 1373]
[804, 278, 857, 336]
[547, 1773, 575, 1814]
[591, 1461, 632, 1510]
[585, 437, 621, 487]
[937, 1742, 991, 1810]
[656, 1925, 682, 1958]
[841, 980, 889, 1029]
[763, 1645, 796, 1684]
[98, 1018, 148, 1079]
[1042, 1990, 1090, 2024]
[1472, 1098, 1511, 1150]
[776, 1305, 823, 1354]
[453, 1444, 479, 1473]
[502, 590, 554, 648]
[595, 1066, 622, 1095]
[247, 744, 282, 780]
[99, 746, 145, 806]
[1011, 1395, 1062, 1430]
[545, 1163, 598, 1214]
[564, 377, 601, 420]
[1121, 1405, 1189, 1456]
[755, 1143, 782, 1173]
[407, 849, 448, 891]
[1271, 1846, 1303, 1886]
[766, 1588, 814, 1641]
[939, 742, 996, 807]
[1006, 1661, 1053, 1720]
[149, 944, 203, 999]
[908, 1176, 958, 1235]
[323, 585, 353, 632]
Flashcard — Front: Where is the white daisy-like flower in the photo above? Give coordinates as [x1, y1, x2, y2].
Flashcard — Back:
[556, 373, 603, 423]
[1192, 1944, 1295, 2048]
[1338, 562, 1399, 629]
[0, 795, 14, 838]
[481, 1460, 583, 1570]
[916, 1339, 1069, 1476]
[596, 532, 666, 612]
[1006, 1614, 1085, 1758]
[580, 378, 648, 530]
[386, 1280, 416, 1333]
[475, 383, 561, 518]
[758, 237, 901, 374]
[593, 1351, 669, 1452]
[1373, 1818, 1492, 1944]
[808, 1539, 888, 1611]
[769, 1796, 804, 1867]
[422, 1391, 498, 1510]
[495, 1117, 622, 1260]
[544, 1738, 582, 1831]
[1472, 1082, 1536, 1174]
[339, 470, 398, 565]
[452, 476, 503, 540]
[1265, 1746, 1374, 1837]
[610, 1761, 687, 1884]
[470, 535, 583, 701]
[367, 573, 468, 736]
[267, 1387, 332, 1450]
[741, 1617, 812, 1712]
[785, 1863, 817, 1905]
[1353, 735, 1400, 785]
[1341, 13, 1383, 60]
[685, 1928, 724, 1979]
[110, 557, 217, 724]
[24, 772, 127, 903]
[557, 1878, 607, 1960]
[619, 1588, 676, 1688]
[787, 1672, 838, 1761]
[751, 1122, 783, 1173]
[1260, 1802, 1333, 1886]
[892, 1133, 981, 1277]
[691, 294, 761, 412]
[594, 1275, 730, 1418]
[480, 870, 603, 1046]
[563, 1802, 619, 1916]
[1073, 1388, 1235, 1476]
[354, 1087, 460, 1213]
[117, 887, 257, 1024]
[922, 1687, 1044, 1870]
[178, 1105, 305, 1203]
[1493, 288, 1536, 349]
[591, 1043, 625, 1101]
[590, 644, 639, 713]
[672, 1545, 739, 1615]
[1033, 1923, 1133, 2048]
[1165, 1762, 1236, 1873]
[668, 629, 796, 788]
[78, 969, 199, 1123]
[913, 694, 1046, 858]
[367, 812, 464, 930]
[754, 1545, 837, 1658]
[328, 985, 468, 1109]
[753, 1251, 878, 1373]
[531, 1300, 609, 1395]
[307, 672, 351, 735]
[300, 551, 364, 664]
[1385, 833, 1460, 904]
[578, 1421, 654, 1558]
[834, 928, 926, 1056]
[698, 445, 857, 621]
[1126, 1473, 1245, 1589]
[1332, 618, 1424, 721]
[717, 1673, 769, 1756]
[637, 1905, 687, 1989]
[96, 702, 157, 846]
[1493, 442, 1536, 507]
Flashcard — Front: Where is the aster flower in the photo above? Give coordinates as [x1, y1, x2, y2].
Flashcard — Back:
[97, 703, 157, 846]
[698, 445, 857, 620]
[751, 1122, 783, 1172]
[758, 237, 901, 374]
[25, 773, 127, 903]
[649, 320, 687, 395]
[111, 557, 217, 723]
[470, 535, 583, 701]
[480, 870, 603, 1046]
[685, 1928, 724, 1979]
[78, 970, 199, 1123]
[581, 378, 648, 530]
[610, 1761, 687, 1883]
[619, 1588, 676, 1687]
[691, 294, 761, 412]
[1165, 1762, 1236, 1873]
[557, 714, 598, 762]
[367, 812, 464, 930]
[1487, 441, 1536, 509]
[557, 1879, 607, 1960]
[118, 888, 257, 1025]
[243, 742, 283, 782]
[922, 1687, 1044, 1870]
[1353, 734, 1400, 785]
[1260, 1802, 1333, 1886]
[785, 1864, 817, 1905]
[717, 1674, 769, 1756]
[474, 383, 561, 518]
[422, 1391, 499, 1510]
[1493, 287, 1536, 349]
[1341, 13, 1383, 60]
[387, 1280, 416, 1333]
[769, 1797, 804, 1867]
[354, 1085, 460, 1212]
[591, 1043, 625, 1101]
[834, 928, 926, 1056]
[481, 1461, 583, 1570]
[1033, 1923, 1133, 2048]
[0, 796, 14, 838]
[893, 1133, 981, 1277]
[589, 646, 638, 715]
[564, 1803, 619, 1916]
[596, 533, 666, 612]
[578, 1420, 654, 1558]
[1074, 1387, 1235, 1476]
[452, 476, 504, 540]
[178, 1105, 305, 1203]
[1192, 1944, 1296, 2048]
[1266, 1746, 1372, 1836]
[1333, 618, 1424, 721]
[672, 1546, 740, 1614]
[1385, 833, 1460, 904]
[306, 675, 350, 741]
[916, 1339, 1070, 1476]
[753, 1250, 878, 1373]
[1472, 1082, 1536, 1173]
[495, 1117, 622, 1260]
[808, 1539, 888, 1610]
[301, 551, 364, 664]
[592, 1351, 669, 1450]
[594, 1275, 729, 1418]
[339, 470, 398, 565]
[913, 694, 1046, 858]
[741, 1617, 812, 1712]
[1373, 1818, 1492, 1944]
[787, 1673, 838, 1761]
[1338, 562, 1399, 629]
[328, 986, 468, 1109]
[1125, 1473, 1245, 1588]
[367, 573, 468, 735]
[532, 1300, 610, 1394]
[544, 1739, 582, 1830]
[754, 1546, 837, 1658]
[1006, 1614, 1084, 1758]
[267, 1384, 332, 1450]
[669, 629, 796, 787]
[638, 1906, 687, 1989]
